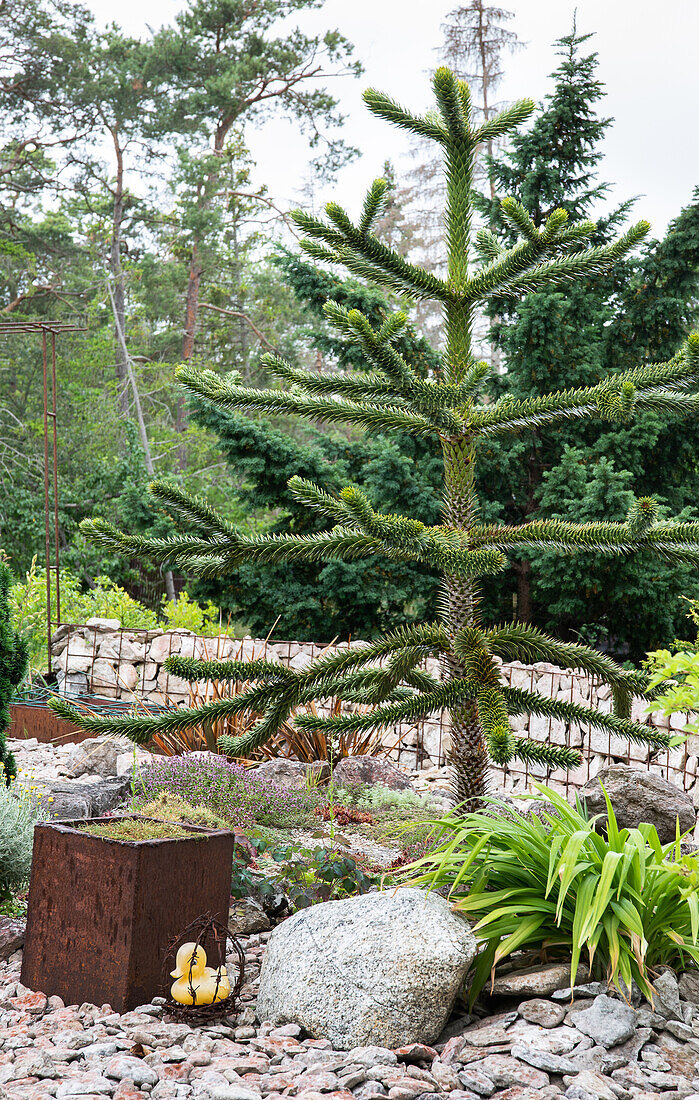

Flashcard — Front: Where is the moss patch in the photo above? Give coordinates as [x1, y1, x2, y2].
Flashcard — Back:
[138, 791, 230, 830]
[79, 819, 203, 842]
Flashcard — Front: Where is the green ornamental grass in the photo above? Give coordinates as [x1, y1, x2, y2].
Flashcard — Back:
[404, 783, 699, 1003]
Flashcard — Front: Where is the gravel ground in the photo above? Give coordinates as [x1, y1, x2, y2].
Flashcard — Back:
[2, 930, 699, 1100]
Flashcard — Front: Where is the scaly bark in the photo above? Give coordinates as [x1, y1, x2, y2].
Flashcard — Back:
[442, 126, 488, 807]
[108, 128, 129, 417]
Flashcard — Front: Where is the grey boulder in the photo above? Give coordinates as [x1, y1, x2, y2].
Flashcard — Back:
[65, 736, 119, 778]
[250, 759, 330, 789]
[679, 970, 699, 1005]
[491, 963, 572, 998]
[0, 917, 25, 961]
[39, 775, 131, 820]
[332, 755, 412, 791]
[229, 896, 271, 935]
[579, 764, 696, 843]
[256, 887, 477, 1049]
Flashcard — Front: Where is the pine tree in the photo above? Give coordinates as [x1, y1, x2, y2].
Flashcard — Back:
[51, 68, 699, 806]
[0, 563, 28, 785]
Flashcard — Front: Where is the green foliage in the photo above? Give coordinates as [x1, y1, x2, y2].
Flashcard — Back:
[403, 784, 699, 1002]
[248, 837, 376, 910]
[0, 777, 41, 900]
[9, 558, 226, 673]
[0, 563, 28, 783]
[644, 599, 699, 733]
[9, 559, 157, 672]
[334, 783, 430, 816]
[58, 59, 699, 806]
[645, 600, 699, 737]
[645, 651, 699, 733]
[475, 31, 699, 659]
[160, 591, 222, 636]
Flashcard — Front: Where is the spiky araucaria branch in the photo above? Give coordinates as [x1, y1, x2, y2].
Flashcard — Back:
[80, 472, 699, 581]
[51, 624, 670, 771]
[51, 65, 697, 807]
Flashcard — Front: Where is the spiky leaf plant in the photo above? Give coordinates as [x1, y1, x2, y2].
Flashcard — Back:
[401, 784, 699, 1002]
[50, 68, 699, 806]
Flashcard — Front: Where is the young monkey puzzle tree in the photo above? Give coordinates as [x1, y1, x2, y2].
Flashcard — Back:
[52, 69, 699, 806]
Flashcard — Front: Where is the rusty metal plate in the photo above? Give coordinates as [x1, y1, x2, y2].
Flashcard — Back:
[9, 703, 89, 745]
[21, 817, 235, 1013]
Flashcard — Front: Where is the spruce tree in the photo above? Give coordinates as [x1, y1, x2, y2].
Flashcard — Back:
[475, 30, 699, 657]
[52, 68, 699, 805]
[0, 563, 28, 785]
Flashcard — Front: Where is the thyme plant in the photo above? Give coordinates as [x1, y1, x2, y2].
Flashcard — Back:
[52, 69, 699, 805]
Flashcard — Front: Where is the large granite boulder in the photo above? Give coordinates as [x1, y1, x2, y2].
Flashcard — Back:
[256, 887, 477, 1049]
[332, 755, 412, 791]
[579, 765, 696, 843]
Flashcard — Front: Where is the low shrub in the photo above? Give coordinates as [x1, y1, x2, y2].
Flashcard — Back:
[0, 779, 42, 901]
[10, 558, 225, 673]
[334, 783, 432, 817]
[136, 754, 317, 829]
[645, 648, 699, 734]
[252, 840, 377, 910]
[138, 791, 230, 831]
[403, 783, 699, 1003]
[314, 804, 373, 825]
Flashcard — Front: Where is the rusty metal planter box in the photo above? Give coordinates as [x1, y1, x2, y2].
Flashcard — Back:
[21, 817, 235, 1013]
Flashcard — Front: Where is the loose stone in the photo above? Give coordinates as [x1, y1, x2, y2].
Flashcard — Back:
[568, 997, 637, 1049]
[518, 1001, 567, 1029]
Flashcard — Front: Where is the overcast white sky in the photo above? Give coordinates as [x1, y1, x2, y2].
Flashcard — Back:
[87, 0, 698, 238]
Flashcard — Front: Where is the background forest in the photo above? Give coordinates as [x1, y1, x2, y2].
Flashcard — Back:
[1, 0, 697, 664]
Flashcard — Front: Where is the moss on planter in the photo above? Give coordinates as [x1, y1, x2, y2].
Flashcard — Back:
[78, 819, 203, 842]
[138, 791, 230, 830]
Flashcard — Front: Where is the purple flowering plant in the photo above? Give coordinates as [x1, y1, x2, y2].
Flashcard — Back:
[136, 753, 318, 828]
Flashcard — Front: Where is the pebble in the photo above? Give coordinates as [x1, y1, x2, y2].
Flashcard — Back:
[477, 1055, 549, 1090]
[456, 1068, 496, 1096]
[568, 997, 637, 1049]
[510, 1044, 577, 1075]
[518, 1001, 566, 1029]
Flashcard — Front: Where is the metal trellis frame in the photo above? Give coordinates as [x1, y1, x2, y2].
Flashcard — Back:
[0, 318, 86, 672]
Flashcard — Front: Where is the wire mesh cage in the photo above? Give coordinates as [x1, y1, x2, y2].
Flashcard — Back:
[161, 913, 246, 1023]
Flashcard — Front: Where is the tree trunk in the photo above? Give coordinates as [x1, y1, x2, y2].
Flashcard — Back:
[177, 241, 203, 468]
[441, 117, 487, 808]
[109, 131, 129, 417]
[178, 124, 230, 467]
[515, 557, 532, 622]
[443, 434, 489, 808]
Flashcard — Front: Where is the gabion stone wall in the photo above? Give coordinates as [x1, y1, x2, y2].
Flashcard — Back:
[51, 620, 696, 799]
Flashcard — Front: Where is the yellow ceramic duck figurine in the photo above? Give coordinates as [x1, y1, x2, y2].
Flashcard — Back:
[170, 942, 231, 1006]
[170, 942, 208, 1005]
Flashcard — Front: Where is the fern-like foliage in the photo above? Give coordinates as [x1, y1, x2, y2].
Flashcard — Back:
[51, 67, 699, 808]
